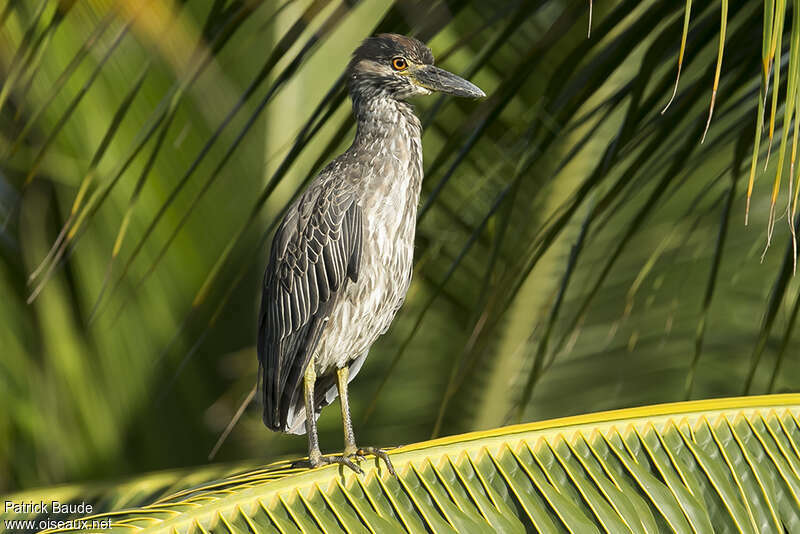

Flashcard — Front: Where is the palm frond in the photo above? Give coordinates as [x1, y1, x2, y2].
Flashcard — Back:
[6, 396, 799, 533]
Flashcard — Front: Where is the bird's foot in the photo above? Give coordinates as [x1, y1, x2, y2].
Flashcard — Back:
[305, 451, 364, 475]
[346, 446, 397, 477]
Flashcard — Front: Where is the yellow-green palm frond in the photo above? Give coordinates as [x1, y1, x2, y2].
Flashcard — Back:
[4, 395, 799, 533]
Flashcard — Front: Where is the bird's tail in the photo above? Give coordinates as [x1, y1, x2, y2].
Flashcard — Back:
[258, 361, 341, 436]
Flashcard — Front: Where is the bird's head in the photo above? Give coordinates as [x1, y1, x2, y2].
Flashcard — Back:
[347, 33, 485, 102]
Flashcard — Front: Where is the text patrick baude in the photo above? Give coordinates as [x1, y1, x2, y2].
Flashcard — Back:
[5, 500, 93, 514]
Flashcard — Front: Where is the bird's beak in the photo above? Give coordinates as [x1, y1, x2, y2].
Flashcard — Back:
[411, 65, 485, 98]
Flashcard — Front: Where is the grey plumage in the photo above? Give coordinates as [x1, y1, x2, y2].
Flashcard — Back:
[257, 33, 484, 472]
[258, 170, 363, 432]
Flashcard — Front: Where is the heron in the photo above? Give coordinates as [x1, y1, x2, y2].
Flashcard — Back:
[258, 33, 484, 474]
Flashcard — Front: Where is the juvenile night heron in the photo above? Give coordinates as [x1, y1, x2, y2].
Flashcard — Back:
[258, 33, 484, 474]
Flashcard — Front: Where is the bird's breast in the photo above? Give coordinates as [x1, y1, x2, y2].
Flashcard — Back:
[313, 124, 423, 372]
[357, 124, 423, 298]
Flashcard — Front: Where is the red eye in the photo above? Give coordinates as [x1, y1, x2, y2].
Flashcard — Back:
[392, 57, 408, 71]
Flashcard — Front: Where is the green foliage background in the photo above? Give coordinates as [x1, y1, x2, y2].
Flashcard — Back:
[1, 0, 799, 495]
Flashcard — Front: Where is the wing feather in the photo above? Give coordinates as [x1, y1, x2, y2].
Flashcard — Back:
[258, 176, 362, 432]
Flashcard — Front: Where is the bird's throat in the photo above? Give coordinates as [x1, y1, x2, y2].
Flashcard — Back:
[349, 95, 424, 246]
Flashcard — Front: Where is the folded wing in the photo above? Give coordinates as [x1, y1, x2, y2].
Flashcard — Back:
[257, 178, 362, 433]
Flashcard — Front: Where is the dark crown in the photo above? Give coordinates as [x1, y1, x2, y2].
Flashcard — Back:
[350, 33, 434, 66]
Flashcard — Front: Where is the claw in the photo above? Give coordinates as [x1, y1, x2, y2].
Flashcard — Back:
[312, 455, 364, 475]
[354, 446, 397, 477]
[297, 448, 396, 477]
[293, 454, 364, 474]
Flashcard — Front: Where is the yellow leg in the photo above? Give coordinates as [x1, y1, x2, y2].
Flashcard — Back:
[336, 366, 396, 476]
[304, 362, 361, 474]
[304, 363, 323, 466]
[337, 367, 358, 456]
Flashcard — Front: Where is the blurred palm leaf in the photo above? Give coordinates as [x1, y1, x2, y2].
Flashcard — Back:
[6, 395, 800, 533]
[3, 0, 800, 498]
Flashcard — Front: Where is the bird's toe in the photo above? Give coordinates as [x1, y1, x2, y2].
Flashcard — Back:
[352, 446, 397, 477]
[312, 454, 364, 475]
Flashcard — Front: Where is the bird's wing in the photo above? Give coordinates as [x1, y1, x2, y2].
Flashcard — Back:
[258, 176, 362, 432]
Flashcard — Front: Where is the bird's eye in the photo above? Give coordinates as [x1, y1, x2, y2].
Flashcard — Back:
[391, 57, 408, 71]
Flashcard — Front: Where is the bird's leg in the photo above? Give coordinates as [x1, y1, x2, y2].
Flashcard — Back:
[338, 366, 358, 457]
[337, 367, 397, 476]
[304, 363, 323, 465]
[304, 362, 362, 474]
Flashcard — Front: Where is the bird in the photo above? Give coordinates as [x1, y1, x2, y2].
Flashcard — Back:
[257, 33, 484, 475]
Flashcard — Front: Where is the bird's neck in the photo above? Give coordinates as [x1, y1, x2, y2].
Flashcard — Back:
[353, 97, 422, 141]
[346, 95, 424, 219]
[350, 95, 423, 182]
[351, 96, 421, 150]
